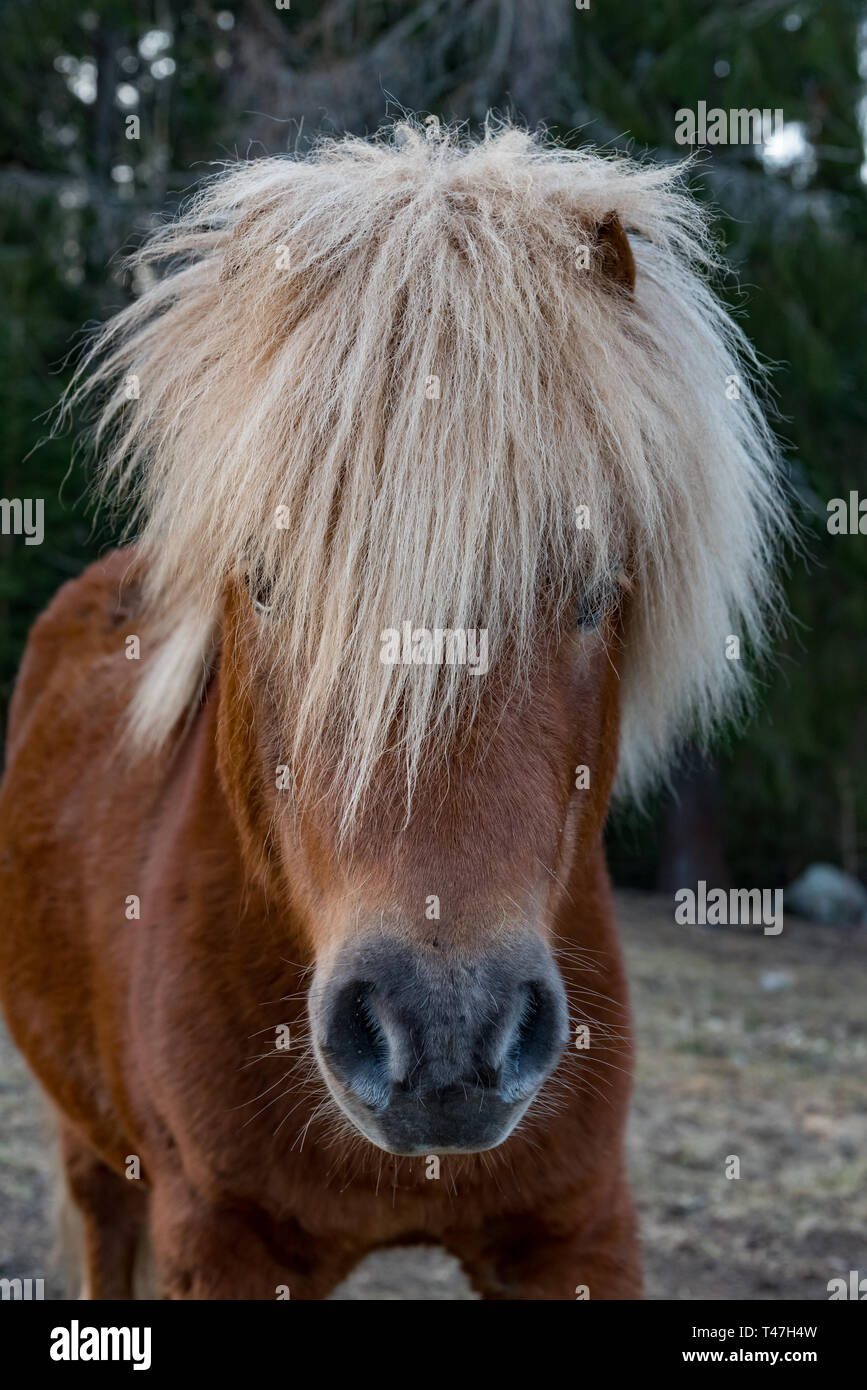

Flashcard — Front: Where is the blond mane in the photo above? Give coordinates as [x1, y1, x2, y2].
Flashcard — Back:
[64, 119, 788, 825]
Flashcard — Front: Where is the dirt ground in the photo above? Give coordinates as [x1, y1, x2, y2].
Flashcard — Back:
[1, 891, 865, 1300]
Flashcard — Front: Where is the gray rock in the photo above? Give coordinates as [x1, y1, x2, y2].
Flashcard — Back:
[785, 863, 867, 927]
[760, 970, 795, 993]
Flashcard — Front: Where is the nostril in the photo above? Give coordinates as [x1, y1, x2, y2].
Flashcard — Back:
[499, 982, 564, 1103]
[323, 981, 392, 1111]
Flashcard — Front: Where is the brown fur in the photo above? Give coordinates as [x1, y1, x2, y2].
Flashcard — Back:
[0, 547, 640, 1299]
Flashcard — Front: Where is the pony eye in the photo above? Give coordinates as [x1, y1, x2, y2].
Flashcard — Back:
[569, 564, 630, 631]
[574, 586, 609, 631]
[244, 566, 274, 615]
[576, 598, 605, 630]
[573, 572, 625, 631]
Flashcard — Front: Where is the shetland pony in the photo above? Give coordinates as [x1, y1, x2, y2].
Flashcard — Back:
[0, 122, 785, 1299]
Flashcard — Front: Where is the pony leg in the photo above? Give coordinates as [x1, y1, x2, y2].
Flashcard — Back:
[60, 1127, 148, 1300]
[148, 1175, 355, 1300]
[448, 1203, 643, 1301]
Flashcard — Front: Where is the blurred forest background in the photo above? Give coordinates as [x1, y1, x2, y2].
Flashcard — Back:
[1, 0, 865, 891]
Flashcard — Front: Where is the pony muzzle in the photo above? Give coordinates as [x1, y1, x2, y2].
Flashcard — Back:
[311, 933, 569, 1155]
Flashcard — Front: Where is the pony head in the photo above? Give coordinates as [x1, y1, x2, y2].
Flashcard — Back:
[66, 120, 787, 1154]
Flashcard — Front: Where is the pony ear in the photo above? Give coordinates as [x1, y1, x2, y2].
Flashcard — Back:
[593, 212, 636, 295]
